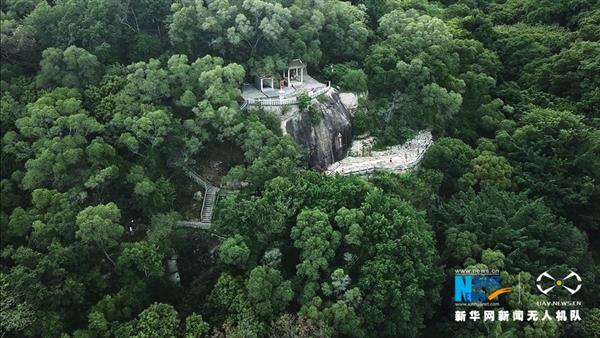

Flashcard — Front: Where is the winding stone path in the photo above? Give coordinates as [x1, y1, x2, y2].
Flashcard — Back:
[172, 130, 432, 230]
[326, 130, 433, 176]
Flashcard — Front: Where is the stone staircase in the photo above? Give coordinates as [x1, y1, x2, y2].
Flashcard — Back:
[182, 164, 212, 189]
[170, 161, 238, 232]
[201, 187, 218, 223]
[168, 162, 221, 229]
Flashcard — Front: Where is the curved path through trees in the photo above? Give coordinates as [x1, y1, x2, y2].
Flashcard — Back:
[173, 131, 433, 230]
[325, 131, 433, 176]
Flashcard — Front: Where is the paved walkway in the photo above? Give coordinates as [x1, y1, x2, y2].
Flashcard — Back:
[326, 131, 433, 175]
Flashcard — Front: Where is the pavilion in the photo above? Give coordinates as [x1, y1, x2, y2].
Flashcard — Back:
[254, 69, 275, 92]
[284, 59, 306, 88]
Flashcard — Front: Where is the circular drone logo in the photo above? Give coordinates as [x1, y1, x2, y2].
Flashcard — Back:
[536, 270, 582, 295]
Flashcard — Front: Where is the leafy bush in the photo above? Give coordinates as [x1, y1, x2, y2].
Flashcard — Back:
[308, 105, 321, 124]
[322, 63, 368, 92]
[297, 94, 311, 109]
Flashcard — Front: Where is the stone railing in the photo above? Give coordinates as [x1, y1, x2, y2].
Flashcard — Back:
[326, 131, 433, 176]
[244, 82, 331, 107]
[333, 149, 427, 176]
[246, 97, 298, 106]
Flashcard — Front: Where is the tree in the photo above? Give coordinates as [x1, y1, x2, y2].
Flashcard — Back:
[567, 307, 600, 338]
[323, 63, 368, 93]
[169, 0, 292, 64]
[245, 265, 293, 319]
[0, 273, 34, 338]
[75, 202, 123, 265]
[524, 41, 600, 117]
[219, 235, 251, 268]
[2, 2, 600, 337]
[36, 46, 101, 88]
[184, 313, 210, 338]
[206, 273, 264, 337]
[134, 303, 180, 338]
[422, 137, 476, 194]
[438, 188, 589, 271]
[496, 107, 600, 230]
[292, 209, 341, 289]
[127, 109, 172, 152]
[270, 314, 332, 338]
[354, 191, 441, 337]
[458, 151, 513, 191]
[226, 127, 302, 188]
[0, 13, 37, 69]
[169, 0, 369, 71]
[492, 23, 574, 83]
[24, 0, 127, 62]
[365, 9, 463, 133]
[320, 1, 370, 64]
[369, 169, 443, 210]
[215, 173, 441, 337]
[117, 242, 165, 279]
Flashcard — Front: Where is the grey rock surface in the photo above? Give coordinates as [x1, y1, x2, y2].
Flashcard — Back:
[284, 91, 353, 169]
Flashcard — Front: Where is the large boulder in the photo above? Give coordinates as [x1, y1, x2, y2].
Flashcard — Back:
[284, 91, 353, 169]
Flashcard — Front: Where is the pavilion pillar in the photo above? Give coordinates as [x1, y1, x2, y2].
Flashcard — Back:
[288, 69, 291, 87]
[300, 68, 304, 83]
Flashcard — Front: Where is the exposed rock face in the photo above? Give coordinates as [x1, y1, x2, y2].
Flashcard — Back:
[339, 93, 359, 115]
[284, 91, 353, 169]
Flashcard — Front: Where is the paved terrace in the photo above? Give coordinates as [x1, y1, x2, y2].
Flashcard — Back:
[241, 75, 330, 107]
[326, 131, 433, 175]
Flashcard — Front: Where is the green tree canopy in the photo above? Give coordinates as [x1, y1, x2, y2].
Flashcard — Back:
[36, 46, 101, 88]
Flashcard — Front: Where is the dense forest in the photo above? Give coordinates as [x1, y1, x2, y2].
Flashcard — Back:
[1, 0, 599, 337]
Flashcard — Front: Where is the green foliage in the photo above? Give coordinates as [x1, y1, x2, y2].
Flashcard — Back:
[292, 209, 341, 284]
[37, 46, 101, 88]
[493, 23, 575, 81]
[365, 9, 464, 133]
[370, 169, 443, 210]
[422, 137, 476, 194]
[297, 94, 311, 110]
[168, 0, 369, 69]
[1, 1, 599, 337]
[458, 150, 513, 191]
[438, 188, 589, 271]
[309, 105, 322, 125]
[0, 273, 34, 337]
[117, 242, 165, 279]
[134, 303, 180, 338]
[323, 63, 368, 92]
[75, 202, 122, 251]
[270, 314, 332, 338]
[496, 107, 600, 230]
[246, 265, 293, 319]
[219, 235, 251, 268]
[215, 173, 441, 337]
[184, 313, 209, 338]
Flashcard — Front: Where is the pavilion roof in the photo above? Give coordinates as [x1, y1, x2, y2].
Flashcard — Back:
[254, 69, 273, 78]
[288, 59, 305, 68]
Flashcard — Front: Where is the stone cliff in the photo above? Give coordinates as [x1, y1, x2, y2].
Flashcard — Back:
[283, 91, 354, 169]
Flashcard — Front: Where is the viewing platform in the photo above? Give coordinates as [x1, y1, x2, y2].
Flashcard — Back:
[241, 75, 331, 107]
